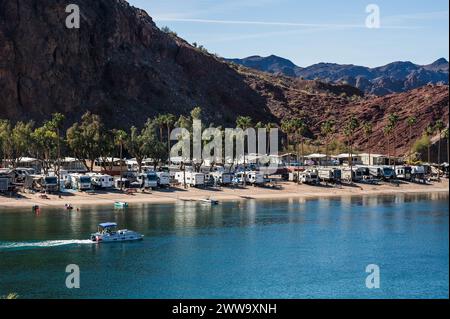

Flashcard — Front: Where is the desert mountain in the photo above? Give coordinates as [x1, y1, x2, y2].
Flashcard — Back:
[0, 0, 448, 155]
[226, 55, 449, 96]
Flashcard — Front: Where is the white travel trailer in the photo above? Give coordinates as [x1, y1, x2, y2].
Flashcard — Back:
[342, 167, 364, 182]
[395, 166, 412, 181]
[210, 171, 233, 186]
[175, 171, 205, 187]
[411, 166, 426, 183]
[299, 169, 319, 185]
[70, 174, 92, 191]
[136, 172, 158, 189]
[318, 168, 342, 183]
[156, 172, 171, 188]
[88, 173, 114, 189]
[235, 171, 265, 186]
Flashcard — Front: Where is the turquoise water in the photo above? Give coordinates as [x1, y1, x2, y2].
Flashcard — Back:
[0, 193, 448, 299]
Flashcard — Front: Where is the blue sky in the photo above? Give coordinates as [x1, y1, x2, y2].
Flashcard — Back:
[128, 0, 449, 67]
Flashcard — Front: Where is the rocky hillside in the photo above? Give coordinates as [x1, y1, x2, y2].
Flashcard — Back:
[226, 55, 449, 96]
[0, 0, 448, 155]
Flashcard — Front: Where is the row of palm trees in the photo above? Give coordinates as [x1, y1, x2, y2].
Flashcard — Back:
[279, 114, 448, 171]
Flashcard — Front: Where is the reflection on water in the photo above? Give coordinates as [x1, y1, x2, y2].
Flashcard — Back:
[0, 192, 448, 299]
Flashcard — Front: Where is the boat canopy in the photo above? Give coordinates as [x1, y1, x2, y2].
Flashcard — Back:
[99, 222, 117, 228]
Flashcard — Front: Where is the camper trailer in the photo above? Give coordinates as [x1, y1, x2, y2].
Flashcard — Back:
[381, 166, 396, 180]
[136, 172, 158, 189]
[318, 168, 342, 183]
[156, 172, 171, 188]
[342, 167, 364, 182]
[235, 171, 265, 186]
[299, 169, 319, 185]
[175, 171, 205, 187]
[70, 174, 92, 191]
[411, 166, 426, 183]
[211, 171, 233, 186]
[0, 170, 13, 192]
[88, 173, 114, 189]
[395, 166, 412, 181]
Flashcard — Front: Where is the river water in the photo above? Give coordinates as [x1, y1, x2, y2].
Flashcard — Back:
[0, 193, 448, 299]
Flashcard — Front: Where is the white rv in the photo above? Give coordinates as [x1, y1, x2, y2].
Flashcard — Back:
[175, 171, 205, 187]
[70, 174, 92, 191]
[342, 167, 364, 182]
[210, 171, 233, 186]
[136, 172, 158, 189]
[88, 173, 114, 189]
[395, 166, 412, 181]
[318, 168, 342, 183]
[299, 169, 320, 185]
[156, 172, 171, 188]
[235, 171, 265, 186]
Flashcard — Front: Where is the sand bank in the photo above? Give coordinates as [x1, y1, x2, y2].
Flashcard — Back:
[0, 179, 448, 210]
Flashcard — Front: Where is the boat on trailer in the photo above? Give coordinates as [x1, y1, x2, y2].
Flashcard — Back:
[90, 222, 143, 243]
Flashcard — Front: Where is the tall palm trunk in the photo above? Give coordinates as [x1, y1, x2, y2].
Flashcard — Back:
[119, 143, 123, 191]
[438, 131, 442, 179]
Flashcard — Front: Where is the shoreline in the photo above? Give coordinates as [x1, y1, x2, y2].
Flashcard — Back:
[0, 179, 448, 210]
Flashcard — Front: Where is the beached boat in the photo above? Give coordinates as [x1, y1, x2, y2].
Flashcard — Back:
[114, 201, 128, 208]
[90, 222, 143, 243]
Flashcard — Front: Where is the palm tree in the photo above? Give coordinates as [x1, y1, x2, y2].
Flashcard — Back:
[388, 113, 399, 169]
[444, 127, 449, 166]
[281, 119, 293, 154]
[164, 114, 176, 156]
[426, 124, 436, 164]
[363, 122, 373, 165]
[344, 116, 360, 180]
[264, 123, 277, 155]
[435, 120, 445, 179]
[383, 125, 393, 165]
[49, 113, 65, 193]
[321, 120, 334, 167]
[155, 114, 166, 142]
[407, 116, 417, 163]
[291, 119, 307, 184]
[236, 116, 253, 186]
[114, 129, 128, 191]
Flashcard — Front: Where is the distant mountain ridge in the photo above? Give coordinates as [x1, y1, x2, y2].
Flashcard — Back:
[225, 55, 449, 96]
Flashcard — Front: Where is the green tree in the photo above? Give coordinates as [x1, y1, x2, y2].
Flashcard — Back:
[444, 127, 449, 166]
[321, 120, 335, 167]
[291, 118, 307, 183]
[388, 113, 399, 168]
[66, 112, 103, 172]
[407, 116, 417, 163]
[0, 120, 13, 167]
[114, 129, 128, 190]
[435, 120, 445, 178]
[191, 106, 203, 121]
[383, 125, 393, 166]
[344, 116, 360, 180]
[425, 124, 436, 163]
[31, 122, 58, 174]
[11, 121, 34, 168]
[155, 114, 167, 143]
[236, 115, 253, 186]
[362, 122, 373, 165]
[164, 114, 176, 155]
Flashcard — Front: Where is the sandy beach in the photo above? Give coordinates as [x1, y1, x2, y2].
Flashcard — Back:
[0, 179, 448, 210]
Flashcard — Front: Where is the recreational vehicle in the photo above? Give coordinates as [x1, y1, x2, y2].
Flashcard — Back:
[211, 171, 233, 186]
[88, 173, 114, 189]
[299, 169, 320, 185]
[70, 174, 92, 191]
[395, 166, 412, 181]
[318, 168, 342, 183]
[175, 171, 205, 187]
[411, 166, 426, 183]
[136, 172, 158, 189]
[235, 171, 265, 186]
[381, 166, 396, 180]
[0, 170, 13, 192]
[342, 167, 364, 182]
[156, 172, 171, 188]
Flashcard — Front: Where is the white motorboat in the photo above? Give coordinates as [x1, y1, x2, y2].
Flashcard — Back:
[90, 222, 143, 243]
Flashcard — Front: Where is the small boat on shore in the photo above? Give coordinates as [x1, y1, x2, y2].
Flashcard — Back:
[90, 222, 143, 243]
[114, 201, 128, 208]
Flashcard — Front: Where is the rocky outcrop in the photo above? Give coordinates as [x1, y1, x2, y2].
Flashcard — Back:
[0, 0, 448, 156]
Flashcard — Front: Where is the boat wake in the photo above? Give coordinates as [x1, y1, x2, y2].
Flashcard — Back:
[0, 240, 93, 251]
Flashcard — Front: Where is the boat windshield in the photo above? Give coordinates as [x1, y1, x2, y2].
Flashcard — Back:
[99, 225, 117, 234]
